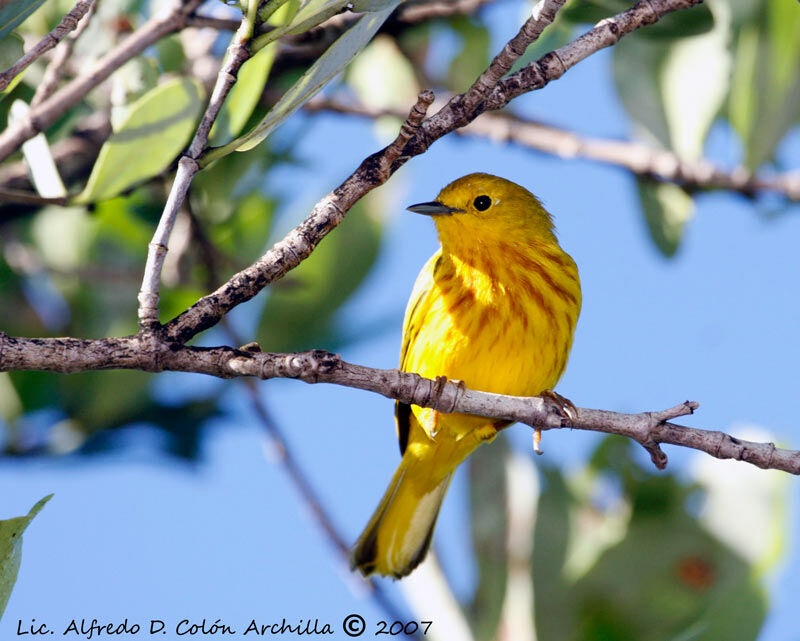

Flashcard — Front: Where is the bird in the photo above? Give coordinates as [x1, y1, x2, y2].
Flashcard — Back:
[350, 172, 582, 578]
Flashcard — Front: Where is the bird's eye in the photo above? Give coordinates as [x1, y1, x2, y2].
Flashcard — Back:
[473, 195, 491, 211]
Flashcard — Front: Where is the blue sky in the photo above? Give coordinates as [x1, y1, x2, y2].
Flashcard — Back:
[2, 1, 800, 639]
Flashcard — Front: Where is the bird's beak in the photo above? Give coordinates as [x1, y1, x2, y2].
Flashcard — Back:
[406, 201, 465, 216]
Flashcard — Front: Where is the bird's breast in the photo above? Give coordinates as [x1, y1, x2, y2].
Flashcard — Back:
[405, 243, 580, 399]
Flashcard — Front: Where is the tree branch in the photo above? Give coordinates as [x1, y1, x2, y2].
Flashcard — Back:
[0, 186, 68, 206]
[302, 96, 800, 201]
[0, 1, 92, 92]
[2, 334, 796, 474]
[31, 0, 98, 108]
[0, 0, 203, 164]
[0, 0, 95, 93]
[137, 0, 259, 331]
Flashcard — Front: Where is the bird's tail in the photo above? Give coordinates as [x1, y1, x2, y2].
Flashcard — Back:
[350, 453, 452, 579]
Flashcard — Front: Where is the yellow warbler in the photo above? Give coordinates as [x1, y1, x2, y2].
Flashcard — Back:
[350, 173, 582, 578]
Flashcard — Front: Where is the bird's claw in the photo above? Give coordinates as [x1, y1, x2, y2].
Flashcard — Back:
[540, 389, 577, 426]
[531, 391, 575, 457]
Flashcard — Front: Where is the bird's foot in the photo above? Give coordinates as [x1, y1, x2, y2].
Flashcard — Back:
[540, 389, 577, 424]
[428, 376, 467, 438]
[533, 390, 577, 455]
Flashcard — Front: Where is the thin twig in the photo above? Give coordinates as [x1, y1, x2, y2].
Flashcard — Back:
[0, 0, 96, 93]
[0, 0, 203, 164]
[301, 96, 800, 201]
[164, 89, 436, 343]
[137, 1, 259, 331]
[31, 0, 98, 108]
[164, 0, 568, 344]
[0, 186, 68, 206]
[2, 334, 797, 475]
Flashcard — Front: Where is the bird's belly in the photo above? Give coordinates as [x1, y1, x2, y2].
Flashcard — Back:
[403, 301, 567, 400]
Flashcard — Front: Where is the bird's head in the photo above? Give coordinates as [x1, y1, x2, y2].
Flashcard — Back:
[407, 173, 557, 252]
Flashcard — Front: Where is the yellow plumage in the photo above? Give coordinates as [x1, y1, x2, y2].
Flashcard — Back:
[351, 173, 582, 578]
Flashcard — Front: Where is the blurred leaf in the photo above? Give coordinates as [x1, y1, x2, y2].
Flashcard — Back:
[8, 99, 67, 198]
[534, 437, 769, 641]
[532, 466, 575, 641]
[467, 436, 510, 641]
[7, 371, 60, 416]
[0, 373, 23, 422]
[0, 0, 49, 41]
[571, 518, 763, 641]
[12, 369, 222, 459]
[257, 199, 381, 351]
[235, 3, 399, 152]
[110, 57, 161, 129]
[614, 0, 728, 159]
[31, 206, 94, 270]
[351, 0, 398, 10]
[79, 395, 222, 460]
[0, 494, 52, 618]
[75, 77, 204, 204]
[284, 0, 351, 35]
[636, 178, 694, 257]
[691, 427, 789, 575]
[659, 0, 730, 160]
[349, 34, 419, 111]
[613, 34, 671, 149]
[156, 35, 185, 74]
[159, 285, 207, 325]
[93, 192, 156, 255]
[0, 32, 25, 99]
[560, 0, 713, 38]
[193, 139, 277, 223]
[445, 17, 489, 91]
[728, 0, 800, 169]
[210, 42, 278, 147]
[210, 190, 275, 259]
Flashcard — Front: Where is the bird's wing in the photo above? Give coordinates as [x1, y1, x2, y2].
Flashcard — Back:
[395, 250, 441, 455]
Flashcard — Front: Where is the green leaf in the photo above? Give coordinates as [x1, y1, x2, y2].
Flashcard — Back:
[285, 0, 351, 35]
[614, 0, 729, 159]
[467, 436, 510, 641]
[74, 77, 204, 204]
[348, 33, 419, 122]
[728, 0, 800, 169]
[0, 494, 53, 619]
[0, 33, 25, 99]
[209, 42, 277, 146]
[210, 190, 276, 259]
[31, 206, 94, 270]
[0, 0, 49, 41]
[613, 34, 671, 149]
[691, 427, 789, 576]
[532, 466, 576, 641]
[636, 178, 694, 257]
[257, 197, 382, 351]
[156, 35, 185, 74]
[234, 2, 399, 153]
[445, 17, 490, 92]
[659, 0, 730, 160]
[534, 438, 770, 641]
